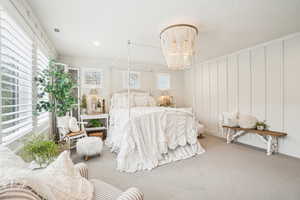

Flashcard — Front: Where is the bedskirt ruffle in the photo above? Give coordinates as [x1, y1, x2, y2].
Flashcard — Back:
[117, 142, 205, 173]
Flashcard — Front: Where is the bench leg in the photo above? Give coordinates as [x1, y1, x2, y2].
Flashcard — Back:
[267, 136, 272, 156]
[267, 136, 279, 156]
[226, 128, 232, 144]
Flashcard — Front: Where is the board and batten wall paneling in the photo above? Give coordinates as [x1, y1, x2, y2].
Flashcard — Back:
[251, 46, 266, 121]
[185, 32, 300, 158]
[227, 55, 239, 112]
[217, 58, 228, 137]
[238, 51, 252, 114]
[266, 41, 283, 131]
[283, 36, 300, 157]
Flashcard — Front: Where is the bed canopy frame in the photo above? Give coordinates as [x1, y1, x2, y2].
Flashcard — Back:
[125, 38, 198, 120]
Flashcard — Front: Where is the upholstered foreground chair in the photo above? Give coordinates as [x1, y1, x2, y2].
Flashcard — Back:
[0, 146, 144, 200]
[0, 163, 143, 200]
[76, 163, 143, 200]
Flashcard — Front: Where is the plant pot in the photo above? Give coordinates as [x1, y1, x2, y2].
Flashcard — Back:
[257, 125, 265, 131]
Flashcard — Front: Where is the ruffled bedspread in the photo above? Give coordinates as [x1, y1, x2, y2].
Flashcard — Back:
[106, 107, 205, 172]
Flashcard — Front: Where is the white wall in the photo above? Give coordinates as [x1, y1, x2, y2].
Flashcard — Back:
[185, 32, 300, 158]
[59, 56, 186, 109]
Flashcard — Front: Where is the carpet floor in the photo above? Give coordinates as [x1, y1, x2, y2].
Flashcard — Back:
[72, 136, 300, 200]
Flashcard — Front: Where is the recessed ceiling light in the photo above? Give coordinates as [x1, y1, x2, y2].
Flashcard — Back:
[54, 28, 60, 33]
[93, 41, 100, 46]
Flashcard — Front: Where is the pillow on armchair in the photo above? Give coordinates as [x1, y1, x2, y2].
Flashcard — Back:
[0, 148, 94, 200]
[38, 151, 94, 200]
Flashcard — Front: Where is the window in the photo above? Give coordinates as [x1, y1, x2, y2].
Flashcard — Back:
[36, 48, 49, 127]
[0, 8, 33, 143]
[123, 71, 140, 89]
[157, 73, 170, 90]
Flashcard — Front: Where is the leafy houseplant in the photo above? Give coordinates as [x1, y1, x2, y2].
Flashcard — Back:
[35, 60, 76, 117]
[35, 60, 76, 141]
[23, 136, 59, 168]
[256, 120, 268, 131]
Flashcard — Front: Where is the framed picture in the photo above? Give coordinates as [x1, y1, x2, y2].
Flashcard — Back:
[82, 68, 103, 88]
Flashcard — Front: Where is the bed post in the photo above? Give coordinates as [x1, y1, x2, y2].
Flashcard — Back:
[191, 50, 197, 121]
[127, 40, 131, 120]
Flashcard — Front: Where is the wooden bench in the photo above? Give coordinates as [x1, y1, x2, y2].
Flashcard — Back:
[222, 126, 287, 156]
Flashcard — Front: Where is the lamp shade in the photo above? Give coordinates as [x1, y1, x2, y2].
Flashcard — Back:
[160, 24, 198, 70]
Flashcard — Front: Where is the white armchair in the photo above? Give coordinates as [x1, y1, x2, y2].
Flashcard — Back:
[57, 116, 87, 149]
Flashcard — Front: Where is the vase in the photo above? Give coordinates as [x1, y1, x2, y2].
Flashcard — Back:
[257, 125, 264, 130]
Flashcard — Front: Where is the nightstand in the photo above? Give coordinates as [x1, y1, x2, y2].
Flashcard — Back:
[80, 113, 109, 139]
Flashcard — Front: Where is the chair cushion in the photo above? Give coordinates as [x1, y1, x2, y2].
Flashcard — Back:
[67, 131, 85, 137]
[90, 179, 122, 200]
[69, 117, 80, 132]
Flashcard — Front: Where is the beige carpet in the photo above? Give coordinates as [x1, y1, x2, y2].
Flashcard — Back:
[72, 136, 300, 200]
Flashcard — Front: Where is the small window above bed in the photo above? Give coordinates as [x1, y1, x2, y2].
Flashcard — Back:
[157, 73, 170, 90]
[123, 71, 140, 89]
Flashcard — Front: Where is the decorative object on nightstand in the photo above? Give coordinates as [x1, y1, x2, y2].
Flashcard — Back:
[158, 91, 175, 107]
[86, 88, 106, 114]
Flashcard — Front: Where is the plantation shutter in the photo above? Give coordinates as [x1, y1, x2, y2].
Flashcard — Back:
[0, 8, 33, 144]
[36, 48, 49, 127]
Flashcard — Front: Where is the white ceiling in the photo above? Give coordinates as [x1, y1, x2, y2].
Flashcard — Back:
[28, 0, 300, 65]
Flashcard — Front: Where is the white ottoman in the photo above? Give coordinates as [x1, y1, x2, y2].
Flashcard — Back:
[76, 137, 103, 160]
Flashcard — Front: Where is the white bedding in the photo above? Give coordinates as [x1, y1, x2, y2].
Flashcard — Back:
[106, 106, 205, 172]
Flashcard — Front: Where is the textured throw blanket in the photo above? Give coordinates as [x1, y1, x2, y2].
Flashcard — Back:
[107, 108, 205, 172]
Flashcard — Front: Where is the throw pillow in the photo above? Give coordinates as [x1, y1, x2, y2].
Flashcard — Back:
[238, 114, 258, 129]
[38, 151, 94, 200]
[134, 95, 148, 107]
[69, 117, 80, 132]
[222, 112, 239, 127]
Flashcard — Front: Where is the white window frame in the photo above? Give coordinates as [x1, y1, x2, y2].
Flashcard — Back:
[123, 71, 141, 89]
[0, 6, 52, 145]
[157, 73, 171, 90]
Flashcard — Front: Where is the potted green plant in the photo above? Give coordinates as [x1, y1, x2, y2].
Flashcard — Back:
[88, 119, 102, 128]
[35, 60, 76, 141]
[23, 135, 59, 168]
[256, 120, 268, 131]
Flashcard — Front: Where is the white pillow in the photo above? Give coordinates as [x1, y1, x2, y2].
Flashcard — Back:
[0, 145, 55, 199]
[38, 151, 94, 200]
[111, 93, 135, 109]
[239, 114, 258, 129]
[134, 95, 148, 107]
[148, 96, 156, 106]
[221, 112, 239, 127]
[69, 117, 80, 132]
[0, 145, 27, 170]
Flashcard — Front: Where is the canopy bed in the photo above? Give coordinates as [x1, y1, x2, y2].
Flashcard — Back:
[106, 24, 205, 172]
